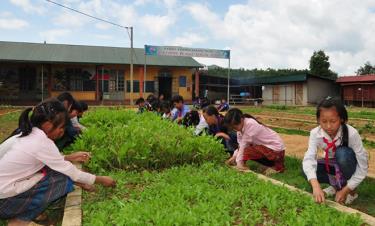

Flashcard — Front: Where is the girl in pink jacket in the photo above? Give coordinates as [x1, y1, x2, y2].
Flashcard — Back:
[224, 108, 285, 174]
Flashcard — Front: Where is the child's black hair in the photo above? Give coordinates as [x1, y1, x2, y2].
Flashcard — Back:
[17, 98, 68, 137]
[223, 108, 262, 127]
[70, 100, 82, 113]
[203, 105, 219, 116]
[172, 95, 184, 104]
[182, 110, 200, 127]
[160, 101, 172, 113]
[316, 96, 349, 146]
[136, 97, 145, 105]
[79, 101, 88, 112]
[147, 95, 160, 112]
[57, 92, 74, 107]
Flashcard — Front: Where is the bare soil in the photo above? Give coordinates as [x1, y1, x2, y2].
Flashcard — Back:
[253, 113, 375, 142]
[0, 109, 20, 116]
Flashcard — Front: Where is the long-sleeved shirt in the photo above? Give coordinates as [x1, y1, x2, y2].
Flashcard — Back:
[303, 125, 368, 190]
[71, 116, 86, 131]
[194, 114, 209, 135]
[171, 105, 190, 121]
[0, 127, 95, 199]
[235, 118, 285, 163]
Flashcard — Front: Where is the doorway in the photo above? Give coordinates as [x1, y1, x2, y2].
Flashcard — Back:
[158, 76, 172, 100]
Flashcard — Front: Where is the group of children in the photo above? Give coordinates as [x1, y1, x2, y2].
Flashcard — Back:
[0, 93, 116, 226]
[137, 94, 369, 205]
[0, 94, 369, 225]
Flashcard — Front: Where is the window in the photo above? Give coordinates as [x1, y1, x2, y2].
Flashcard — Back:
[145, 81, 155, 92]
[109, 69, 124, 92]
[118, 70, 125, 91]
[53, 68, 95, 91]
[19, 67, 36, 91]
[126, 80, 140, 92]
[179, 76, 186, 87]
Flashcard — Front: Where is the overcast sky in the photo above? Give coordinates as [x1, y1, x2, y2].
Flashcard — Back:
[1, 0, 375, 75]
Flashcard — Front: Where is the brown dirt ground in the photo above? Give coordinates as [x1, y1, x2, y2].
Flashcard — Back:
[0, 109, 20, 116]
[281, 134, 375, 178]
[255, 114, 375, 142]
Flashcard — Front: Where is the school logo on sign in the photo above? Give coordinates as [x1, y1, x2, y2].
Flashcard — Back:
[145, 45, 230, 59]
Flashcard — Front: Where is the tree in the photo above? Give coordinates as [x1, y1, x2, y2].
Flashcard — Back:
[309, 50, 337, 79]
[356, 61, 375, 75]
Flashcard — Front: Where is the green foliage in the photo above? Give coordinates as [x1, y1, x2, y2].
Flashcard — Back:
[359, 121, 375, 134]
[69, 109, 226, 172]
[206, 67, 309, 78]
[83, 163, 363, 226]
[309, 50, 337, 79]
[249, 156, 375, 217]
[356, 61, 375, 75]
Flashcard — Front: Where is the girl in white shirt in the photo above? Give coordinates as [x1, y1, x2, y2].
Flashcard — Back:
[0, 98, 116, 226]
[303, 97, 368, 205]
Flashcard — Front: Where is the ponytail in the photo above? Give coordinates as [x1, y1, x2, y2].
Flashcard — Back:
[341, 123, 349, 147]
[18, 107, 33, 137]
[13, 98, 68, 138]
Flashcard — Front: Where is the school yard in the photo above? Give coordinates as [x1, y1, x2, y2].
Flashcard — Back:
[1, 105, 375, 225]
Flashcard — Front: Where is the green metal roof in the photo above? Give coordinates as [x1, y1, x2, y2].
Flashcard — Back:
[0, 41, 202, 68]
[204, 72, 335, 85]
[240, 74, 335, 85]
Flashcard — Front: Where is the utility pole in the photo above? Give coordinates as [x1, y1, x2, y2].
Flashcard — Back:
[130, 27, 134, 105]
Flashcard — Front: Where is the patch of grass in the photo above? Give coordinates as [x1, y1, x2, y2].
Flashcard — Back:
[271, 127, 310, 136]
[359, 121, 375, 134]
[248, 156, 375, 217]
[240, 106, 375, 120]
[0, 112, 20, 142]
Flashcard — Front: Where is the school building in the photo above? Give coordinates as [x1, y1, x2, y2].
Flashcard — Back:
[257, 74, 338, 105]
[336, 74, 375, 107]
[199, 69, 338, 105]
[0, 41, 202, 105]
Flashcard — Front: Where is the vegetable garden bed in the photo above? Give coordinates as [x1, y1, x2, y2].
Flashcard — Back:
[82, 164, 364, 226]
[73, 109, 366, 225]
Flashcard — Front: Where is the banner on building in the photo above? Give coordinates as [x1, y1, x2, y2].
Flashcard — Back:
[145, 45, 230, 59]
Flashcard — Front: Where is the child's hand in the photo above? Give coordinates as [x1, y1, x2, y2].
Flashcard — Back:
[215, 132, 230, 140]
[312, 186, 325, 204]
[65, 151, 91, 163]
[95, 176, 117, 187]
[335, 186, 350, 204]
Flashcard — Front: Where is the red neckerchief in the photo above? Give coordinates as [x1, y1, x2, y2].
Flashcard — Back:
[323, 137, 337, 173]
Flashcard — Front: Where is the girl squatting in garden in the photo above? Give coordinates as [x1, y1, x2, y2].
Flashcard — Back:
[0, 99, 116, 226]
[303, 97, 368, 205]
[202, 105, 238, 156]
[224, 108, 285, 175]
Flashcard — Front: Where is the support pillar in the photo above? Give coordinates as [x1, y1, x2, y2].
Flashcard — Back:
[139, 67, 144, 97]
[195, 69, 199, 98]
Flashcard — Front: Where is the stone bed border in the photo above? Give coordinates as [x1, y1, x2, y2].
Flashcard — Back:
[61, 164, 82, 226]
[60, 164, 375, 226]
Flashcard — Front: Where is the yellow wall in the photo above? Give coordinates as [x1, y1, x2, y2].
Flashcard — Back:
[124, 66, 194, 101]
[51, 91, 96, 101]
[49, 64, 195, 102]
